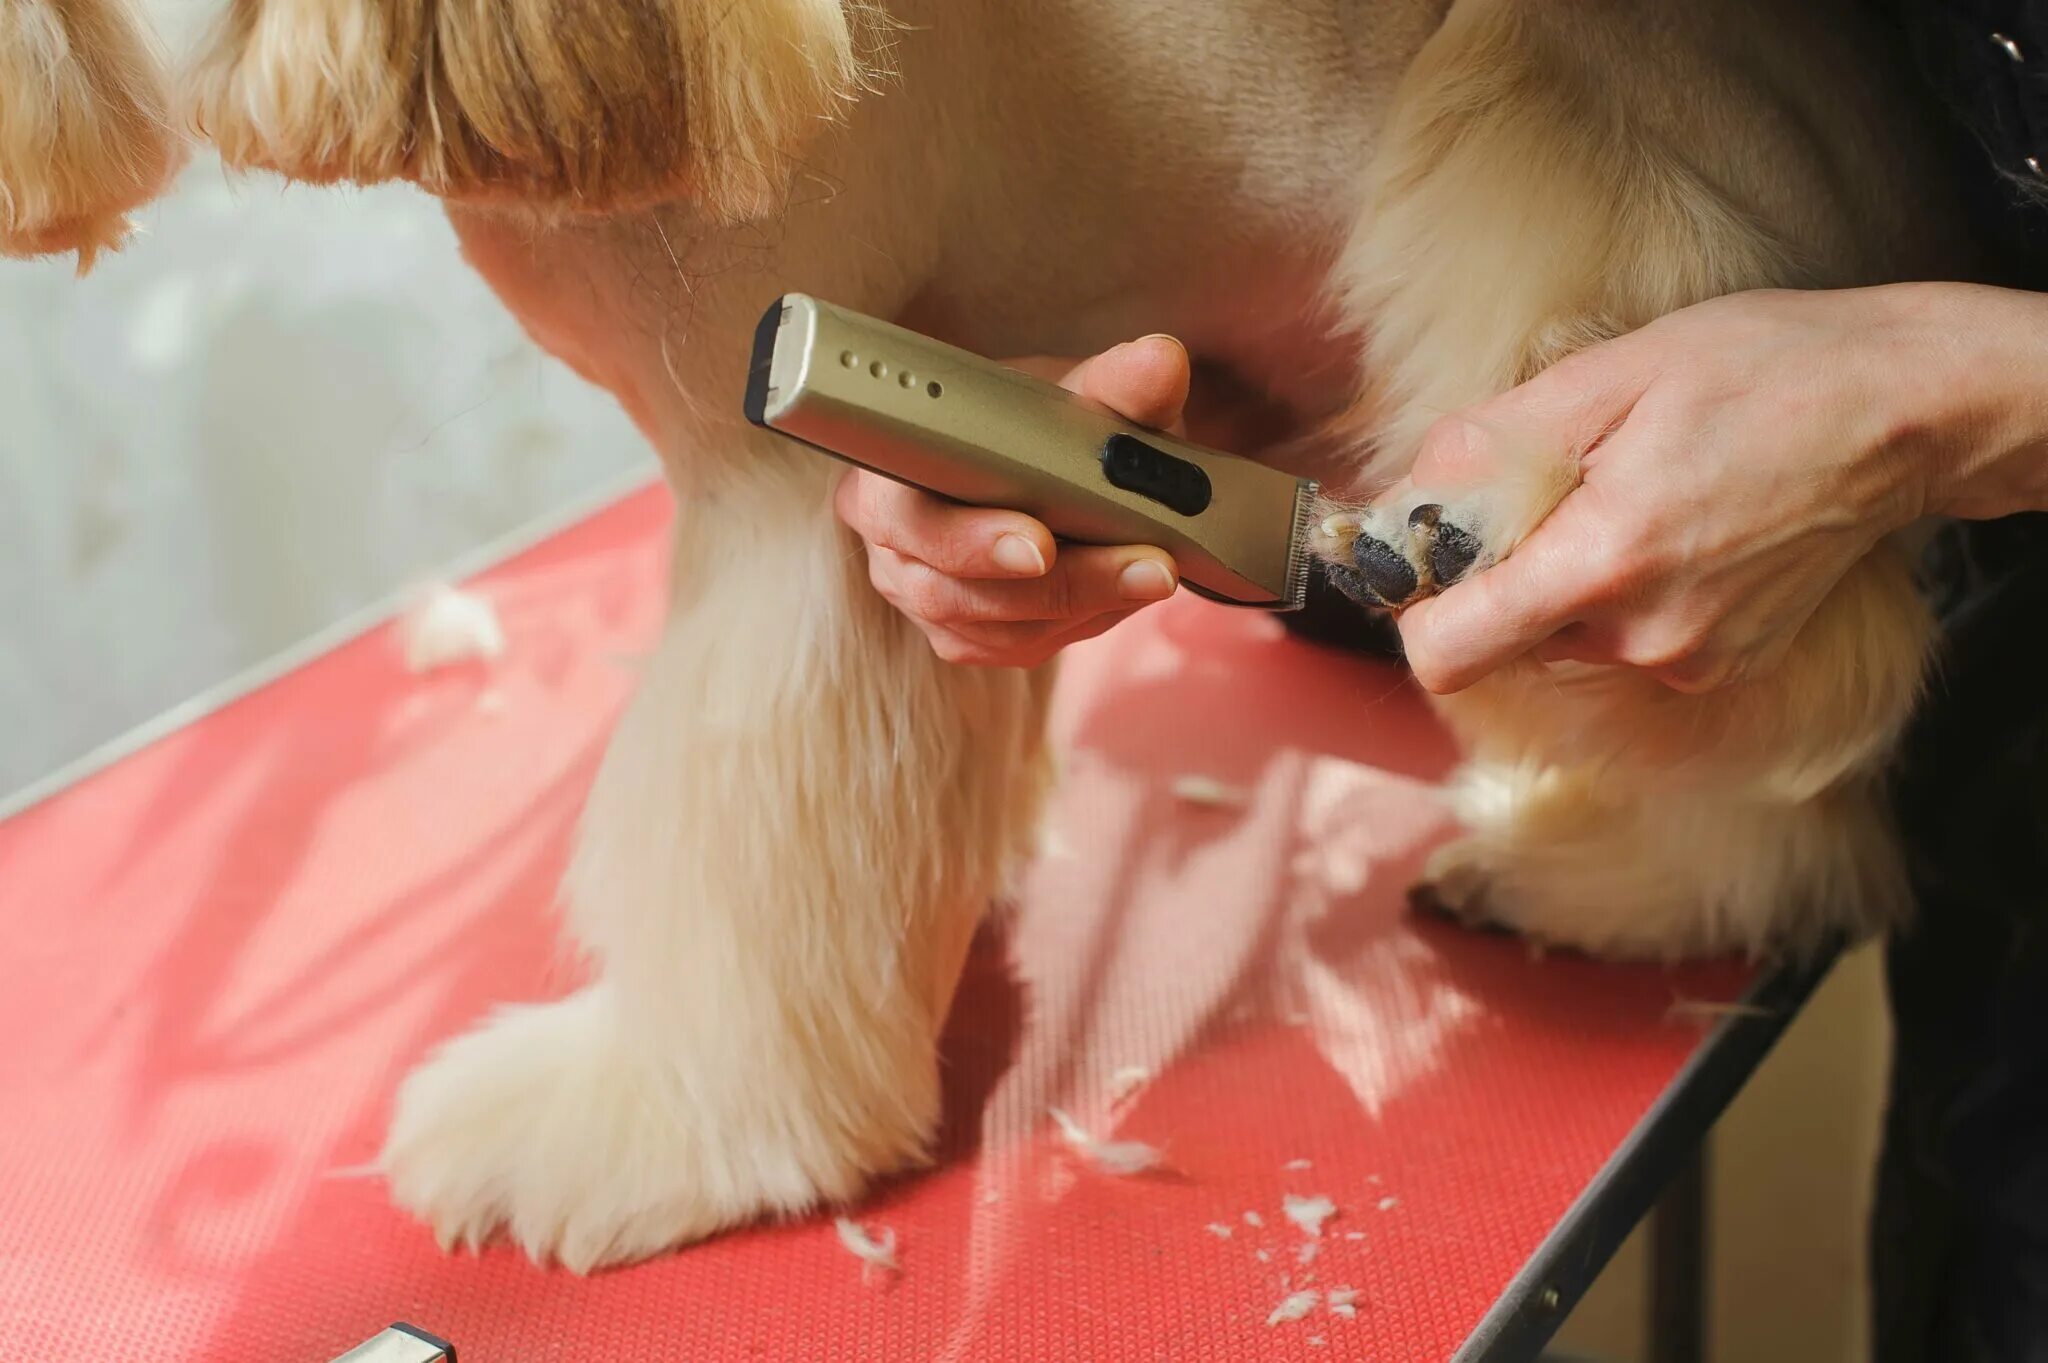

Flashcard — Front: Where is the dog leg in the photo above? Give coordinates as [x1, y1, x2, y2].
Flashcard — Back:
[1309, 0, 1834, 606]
[1317, 0, 1938, 954]
[1413, 762, 1911, 960]
[381, 454, 1052, 1270]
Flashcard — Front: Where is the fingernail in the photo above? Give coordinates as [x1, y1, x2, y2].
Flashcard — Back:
[993, 534, 1046, 576]
[1118, 559, 1177, 601]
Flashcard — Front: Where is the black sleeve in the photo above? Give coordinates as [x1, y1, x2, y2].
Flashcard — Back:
[1882, 0, 2048, 281]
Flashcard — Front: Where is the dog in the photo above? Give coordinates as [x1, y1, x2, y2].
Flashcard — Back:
[2, 0, 1973, 1270]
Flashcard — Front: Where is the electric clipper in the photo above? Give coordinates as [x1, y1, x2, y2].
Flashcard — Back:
[744, 294, 1318, 610]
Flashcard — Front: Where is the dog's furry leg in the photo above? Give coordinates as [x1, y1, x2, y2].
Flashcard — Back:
[1417, 763, 1910, 960]
[381, 454, 1052, 1271]
[1310, 0, 1814, 599]
[0, 0, 183, 270]
[1319, 0, 1937, 955]
[182, 0, 887, 221]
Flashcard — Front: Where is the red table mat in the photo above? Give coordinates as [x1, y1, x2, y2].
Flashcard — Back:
[0, 485, 1747, 1361]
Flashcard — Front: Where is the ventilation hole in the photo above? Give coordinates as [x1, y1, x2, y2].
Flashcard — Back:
[926, 380, 943, 398]
[839, 350, 857, 368]
[898, 371, 916, 389]
[869, 360, 888, 378]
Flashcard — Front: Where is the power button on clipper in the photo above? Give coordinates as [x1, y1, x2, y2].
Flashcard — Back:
[1099, 433, 1212, 516]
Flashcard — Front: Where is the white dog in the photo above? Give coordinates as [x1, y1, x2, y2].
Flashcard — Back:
[2, 0, 1971, 1270]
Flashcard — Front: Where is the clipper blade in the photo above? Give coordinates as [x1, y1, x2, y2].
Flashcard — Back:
[1282, 479, 1321, 612]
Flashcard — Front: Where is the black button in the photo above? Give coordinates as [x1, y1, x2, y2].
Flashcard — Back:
[1099, 433, 1212, 516]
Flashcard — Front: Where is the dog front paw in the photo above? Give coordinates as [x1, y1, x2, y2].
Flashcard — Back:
[1408, 837, 1506, 930]
[381, 985, 884, 1271]
[1311, 498, 1488, 610]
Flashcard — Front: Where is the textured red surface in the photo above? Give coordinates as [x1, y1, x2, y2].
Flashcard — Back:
[0, 485, 1749, 1362]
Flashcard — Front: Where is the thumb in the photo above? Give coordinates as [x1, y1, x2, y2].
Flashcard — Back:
[1061, 334, 1191, 435]
[1397, 496, 1606, 692]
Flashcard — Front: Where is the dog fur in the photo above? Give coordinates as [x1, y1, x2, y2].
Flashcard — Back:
[0, 0, 1973, 1268]
[0, 0, 181, 268]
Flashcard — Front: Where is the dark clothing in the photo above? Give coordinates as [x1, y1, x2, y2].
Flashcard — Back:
[1878, 4, 2048, 1360]
[1890, 0, 2048, 284]
[1898, 0, 2048, 188]
[1878, 516, 2048, 1363]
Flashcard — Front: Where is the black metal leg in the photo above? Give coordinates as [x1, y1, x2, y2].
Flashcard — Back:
[1649, 1144, 1709, 1363]
[1451, 953, 1833, 1363]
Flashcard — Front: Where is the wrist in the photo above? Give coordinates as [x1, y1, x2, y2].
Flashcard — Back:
[1886, 283, 2048, 523]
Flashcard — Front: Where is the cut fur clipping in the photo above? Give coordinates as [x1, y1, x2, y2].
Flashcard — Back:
[1048, 1107, 1163, 1177]
[183, 0, 895, 219]
[401, 582, 505, 672]
[1108, 1064, 1151, 1104]
[1266, 1289, 1319, 1326]
[0, 0, 184, 271]
[1283, 1193, 1337, 1237]
[1171, 774, 1249, 808]
[1665, 996, 1777, 1023]
[833, 1215, 898, 1282]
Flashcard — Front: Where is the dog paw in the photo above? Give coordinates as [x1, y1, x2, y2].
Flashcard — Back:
[381, 986, 862, 1271]
[1311, 497, 1488, 610]
[1407, 838, 1517, 937]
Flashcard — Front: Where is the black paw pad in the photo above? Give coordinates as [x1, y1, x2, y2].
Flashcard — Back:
[1350, 533, 1419, 606]
[1408, 504, 1483, 587]
[1430, 523, 1482, 586]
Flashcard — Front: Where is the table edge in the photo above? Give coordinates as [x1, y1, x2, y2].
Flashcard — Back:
[1450, 942, 1843, 1363]
[0, 465, 662, 824]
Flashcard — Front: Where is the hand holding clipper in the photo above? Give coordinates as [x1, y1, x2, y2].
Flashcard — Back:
[747, 296, 1318, 627]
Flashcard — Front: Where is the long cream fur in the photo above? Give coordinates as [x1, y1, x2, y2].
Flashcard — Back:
[182, 0, 892, 221]
[383, 462, 1055, 1266]
[1320, 0, 1960, 958]
[0, 0, 1973, 1269]
[0, 0, 181, 270]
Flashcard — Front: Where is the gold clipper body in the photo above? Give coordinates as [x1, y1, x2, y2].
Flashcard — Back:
[744, 294, 1317, 610]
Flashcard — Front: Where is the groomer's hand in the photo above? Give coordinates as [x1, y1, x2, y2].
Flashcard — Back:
[835, 335, 1188, 667]
[1394, 284, 2048, 695]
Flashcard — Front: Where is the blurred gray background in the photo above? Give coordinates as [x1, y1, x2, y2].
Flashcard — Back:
[0, 9, 654, 803]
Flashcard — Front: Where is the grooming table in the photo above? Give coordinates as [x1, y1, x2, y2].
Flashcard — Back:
[0, 484, 1819, 1362]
